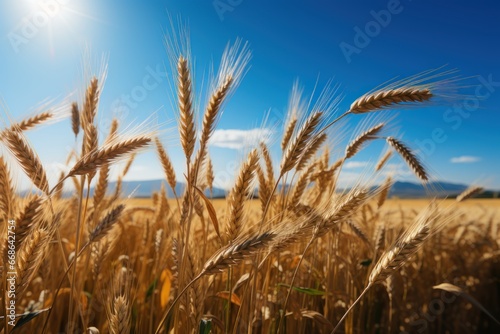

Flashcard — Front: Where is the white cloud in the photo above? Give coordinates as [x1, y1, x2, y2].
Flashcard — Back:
[209, 128, 272, 149]
[450, 156, 481, 163]
[343, 161, 368, 169]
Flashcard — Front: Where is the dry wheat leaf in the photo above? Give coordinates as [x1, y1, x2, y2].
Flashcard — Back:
[300, 310, 334, 330]
[215, 291, 242, 306]
[160, 269, 172, 308]
[433, 283, 500, 325]
[193, 185, 222, 241]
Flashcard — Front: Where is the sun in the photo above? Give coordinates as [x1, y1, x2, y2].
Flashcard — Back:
[7, 0, 96, 55]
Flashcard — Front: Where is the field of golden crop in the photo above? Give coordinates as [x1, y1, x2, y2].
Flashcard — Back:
[1, 39, 499, 334]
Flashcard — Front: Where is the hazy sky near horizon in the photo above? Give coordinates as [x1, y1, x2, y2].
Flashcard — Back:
[0, 0, 499, 190]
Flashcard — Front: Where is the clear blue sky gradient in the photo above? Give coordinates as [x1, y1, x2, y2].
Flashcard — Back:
[1, 0, 499, 189]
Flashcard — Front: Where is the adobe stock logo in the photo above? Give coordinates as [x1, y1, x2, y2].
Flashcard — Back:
[8, 0, 70, 53]
[414, 74, 500, 158]
[213, 0, 243, 21]
[339, 0, 409, 64]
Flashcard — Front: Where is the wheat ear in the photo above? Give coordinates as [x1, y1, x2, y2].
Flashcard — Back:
[375, 149, 393, 171]
[281, 116, 297, 151]
[206, 155, 215, 195]
[89, 205, 125, 243]
[14, 196, 43, 248]
[71, 102, 80, 137]
[155, 231, 274, 334]
[345, 123, 384, 159]
[0, 156, 14, 219]
[11, 111, 53, 132]
[177, 56, 195, 163]
[281, 111, 323, 173]
[66, 136, 151, 178]
[2, 130, 50, 194]
[456, 186, 484, 202]
[296, 132, 327, 172]
[81, 77, 99, 157]
[16, 229, 51, 299]
[386, 137, 428, 181]
[377, 176, 393, 208]
[225, 149, 259, 241]
[349, 87, 432, 114]
[155, 138, 177, 193]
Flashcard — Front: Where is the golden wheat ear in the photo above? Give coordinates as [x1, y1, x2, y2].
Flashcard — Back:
[386, 136, 428, 181]
[349, 87, 432, 114]
[177, 56, 195, 164]
[1, 129, 50, 194]
[346, 67, 463, 114]
[65, 135, 151, 179]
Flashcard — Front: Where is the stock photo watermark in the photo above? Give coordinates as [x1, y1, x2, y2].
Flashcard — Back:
[213, 0, 243, 21]
[8, 0, 70, 53]
[339, 0, 410, 64]
[414, 74, 500, 157]
[108, 63, 167, 128]
[6, 219, 17, 326]
[400, 280, 465, 333]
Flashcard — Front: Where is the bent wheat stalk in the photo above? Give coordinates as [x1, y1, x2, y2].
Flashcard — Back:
[155, 231, 275, 334]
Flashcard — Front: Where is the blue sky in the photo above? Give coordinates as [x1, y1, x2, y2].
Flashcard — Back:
[0, 0, 499, 190]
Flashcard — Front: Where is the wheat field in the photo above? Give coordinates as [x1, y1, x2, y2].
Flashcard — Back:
[1, 40, 499, 334]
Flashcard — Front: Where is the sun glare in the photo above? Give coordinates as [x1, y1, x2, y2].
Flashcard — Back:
[9, 0, 95, 56]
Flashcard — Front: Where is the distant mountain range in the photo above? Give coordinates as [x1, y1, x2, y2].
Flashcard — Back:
[106, 179, 228, 198]
[83, 179, 498, 199]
